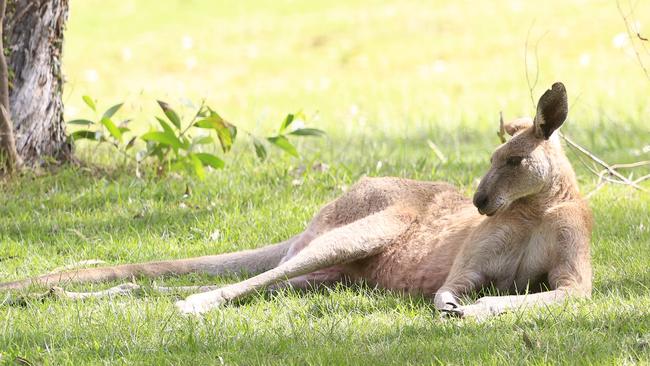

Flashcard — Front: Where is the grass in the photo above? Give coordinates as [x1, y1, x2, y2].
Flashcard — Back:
[2, 0, 650, 364]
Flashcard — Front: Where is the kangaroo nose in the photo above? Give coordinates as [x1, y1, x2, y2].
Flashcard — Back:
[473, 192, 489, 210]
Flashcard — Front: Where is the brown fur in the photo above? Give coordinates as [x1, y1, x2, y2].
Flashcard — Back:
[1, 82, 592, 319]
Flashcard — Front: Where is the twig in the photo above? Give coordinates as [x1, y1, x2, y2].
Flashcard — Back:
[497, 111, 506, 143]
[524, 20, 538, 107]
[49, 283, 141, 300]
[50, 259, 107, 274]
[560, 132, 647, 192]
[616, 0, 650, 82]
[0, 105, 22, 173]
[633, 174, 650, 184]
[0, 0, 22, 173]
[585, 180, 607, 199]
[45, 282, 220, 300]
[4, 1, 33, 30]
[593, 161, 650, 185]
[610, 160, 650, 170]
[531, 31, 548, 100]
[521, 15, 647, 197]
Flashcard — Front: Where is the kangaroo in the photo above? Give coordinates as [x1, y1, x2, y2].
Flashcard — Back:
[1, 82, 592, 319]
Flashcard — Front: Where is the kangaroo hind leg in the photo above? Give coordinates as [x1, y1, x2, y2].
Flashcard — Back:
[0, 236, 298, 292]
[176, 206, 416, 314]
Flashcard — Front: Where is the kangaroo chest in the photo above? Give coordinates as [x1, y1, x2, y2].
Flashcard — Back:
[482, 224, 553, 292]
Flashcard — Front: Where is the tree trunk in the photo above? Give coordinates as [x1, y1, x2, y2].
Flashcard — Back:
[4, 0, 70, 166]
[0, 0, 21, 172]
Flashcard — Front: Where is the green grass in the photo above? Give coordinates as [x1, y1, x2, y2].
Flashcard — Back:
[2, 0, 650, 364]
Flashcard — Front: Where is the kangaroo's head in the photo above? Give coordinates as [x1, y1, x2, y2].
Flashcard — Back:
[473, 82, 570, 216]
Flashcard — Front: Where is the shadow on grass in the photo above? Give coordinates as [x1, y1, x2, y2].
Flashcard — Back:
[1, 123, 647, 273]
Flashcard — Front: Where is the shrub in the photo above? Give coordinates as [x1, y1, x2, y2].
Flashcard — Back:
[68, 96, 325, 179]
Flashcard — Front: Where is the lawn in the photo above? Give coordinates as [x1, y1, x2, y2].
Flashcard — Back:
[1, 0, 650, 364]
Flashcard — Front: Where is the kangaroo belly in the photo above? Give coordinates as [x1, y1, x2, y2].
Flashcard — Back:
[348, 205, 481, 295]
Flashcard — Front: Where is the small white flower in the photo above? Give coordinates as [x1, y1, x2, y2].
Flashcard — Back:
[185, 57, 197, 70]
[182, 35, 193, 50]
[319, 77, 331, 90]
[246, 45, 259, 59]
[418, 61, 447, 77]
[84, 69, 99, 83]
[433, 60, 447, 74]
[312, 162, 329, 172]
[289, 120, 305, 132]
[612, 33, 628, 48]
[122, 48, 132, 61]
[66, 105, 79, 118]
[135, 150, 146, 162]
[209, 230, 221, 241]
[510, 0, 523, 12]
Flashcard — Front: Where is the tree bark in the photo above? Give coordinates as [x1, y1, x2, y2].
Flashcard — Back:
[0, 0, 21, 172]
[4, 0, 70, 166]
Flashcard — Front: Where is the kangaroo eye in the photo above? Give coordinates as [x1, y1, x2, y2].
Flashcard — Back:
[507, 156, 523, 166]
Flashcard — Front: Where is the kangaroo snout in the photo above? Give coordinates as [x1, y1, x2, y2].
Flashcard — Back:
[472, 191, 489, 214]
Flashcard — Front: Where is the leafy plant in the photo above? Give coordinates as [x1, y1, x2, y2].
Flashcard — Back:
[139, 101, 225, 179]
[67, 96, 325, 179]
[68, 97, 135, 156]
[264, 112, 326, 159]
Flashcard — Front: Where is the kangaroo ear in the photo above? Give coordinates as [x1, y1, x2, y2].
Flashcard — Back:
[533, 82, 568, 139]
[504, 117, 533, 136]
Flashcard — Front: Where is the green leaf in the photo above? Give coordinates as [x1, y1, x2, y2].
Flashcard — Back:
[293, 110, 307, 122]
[194, 114, 235, 153]
[180, 136, 191, 149]
[289, 128, 326, 137]
[146, 143, 165, 161]
[267, 135, 299, 158]
[194, 114, 225, 129]
[188, 154, 206, 180]
[253, 138, 267, 161]
[140, 131, 184, 149]
[156, 116, 176, 136]
[102, 103, 123, 119]
[226, 122, 237, 141]
[192, 135, 214, 145]
[216, 126, 234, 153]
[157, 100, 181, 129]
[100, 117, 122, 141]
[70, 130, 97, 141]
[194, 152, 225, 169]
[279, 113, 294, 132]
[125, 136, 137, 150]
[67, 119, 94, 126]
[82, 95, 96, 111]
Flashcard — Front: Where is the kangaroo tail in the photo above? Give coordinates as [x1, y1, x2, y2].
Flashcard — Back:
[0, 238, 295, 291]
